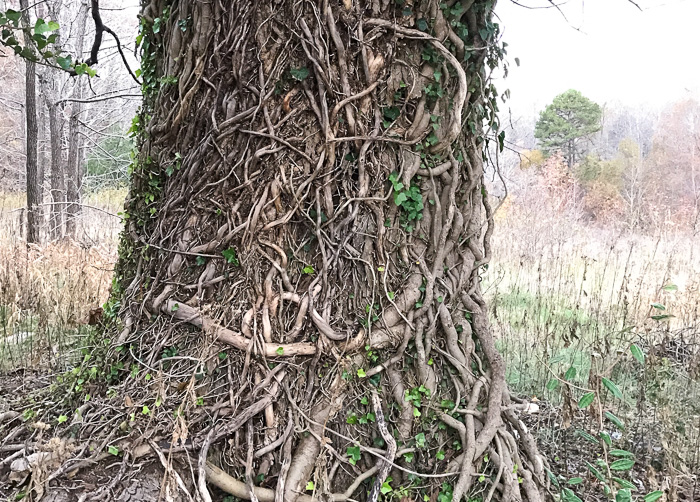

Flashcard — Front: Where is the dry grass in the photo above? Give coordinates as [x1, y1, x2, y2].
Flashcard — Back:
[486, 212, 700, 481]
[0, 191, 119, 372]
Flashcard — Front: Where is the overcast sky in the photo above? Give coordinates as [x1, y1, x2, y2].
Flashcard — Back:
[495, 0, 700, 117]
[113, 0, 697, 118]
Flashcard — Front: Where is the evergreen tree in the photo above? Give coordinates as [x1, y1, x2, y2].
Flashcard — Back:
[535, 89, 602, 169]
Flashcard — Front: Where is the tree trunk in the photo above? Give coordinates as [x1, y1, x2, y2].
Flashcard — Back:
[65, 0, 90, 238]
[20, 0, 40, 244]
[103, 1, 547, 501]
[48, 100, 65, 240]
[39, 91, 47, 204]
[40, 1, 66, 241]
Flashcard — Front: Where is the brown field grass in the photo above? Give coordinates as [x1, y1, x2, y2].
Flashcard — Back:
[0, 191, 119, 371]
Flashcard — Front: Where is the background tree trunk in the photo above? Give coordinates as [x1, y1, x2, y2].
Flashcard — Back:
[41, 0, 66, 240]
[103, 1, 547, 501]
[20, 0, 40, 244]
[65, 0, 90, 239]
[47, 98, 65, 240]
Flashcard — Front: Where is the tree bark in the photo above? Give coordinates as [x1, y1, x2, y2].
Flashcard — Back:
[20, 0, 41, 244]
[100, 1, 547, 501]
[40, 0, 66, 240]
[47, 99, 65, 240]
[65, 0, 90, 238]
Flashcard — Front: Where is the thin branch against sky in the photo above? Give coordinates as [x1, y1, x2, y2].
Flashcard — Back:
[498, 0, 700, 115]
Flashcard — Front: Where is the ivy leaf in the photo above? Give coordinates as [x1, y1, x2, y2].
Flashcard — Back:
[380, 480, 393, 495]
[498, 129, 506, 152]
[57, 415, 68, 424]
[545, 378, 559, 391]
[576, 429, 598, 445]
[275, 347, 284, 356]
[605, 411, 625, 430]
[644, 491, 664, 502]
[20, 47, 37, 61]
[610, 459, 635, 471]
[34, 19, 57, 35]
[612, 477, 637, 490]
[357, 368, 366, 378]
[630, 344, 645, 364]
[416, 18, 428, 31]
[394, 191, 408, 206]
[6, 9, 21, 23]
[346, 445, 361, 465]
[578, 392, 595, 409]
[602, 378, 623, 399]
[546, 469, 560, 488]
[302, 265, 315, 274]
[305, 481, 314, 491]
[383, 106, 400, 122]
[290, 67, 309, 81]
[616, 489, 632, 502]
[56, 55, 72, 70]
[33, 33, 47, 50]
[222, 248, 239, 266]
[108, 445, 119, 456]
[561, 488, 583, 502]
[586, 462, 606, 482]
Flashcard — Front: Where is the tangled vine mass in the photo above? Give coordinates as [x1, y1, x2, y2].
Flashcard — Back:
[20, 0, 552, 501]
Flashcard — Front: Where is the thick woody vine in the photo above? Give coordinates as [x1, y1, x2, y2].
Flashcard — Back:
[9, 1, 551, 501]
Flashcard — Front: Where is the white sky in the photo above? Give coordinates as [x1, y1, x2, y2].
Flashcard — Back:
[111, 0, 699, 118]
[495, 0, 700, 116]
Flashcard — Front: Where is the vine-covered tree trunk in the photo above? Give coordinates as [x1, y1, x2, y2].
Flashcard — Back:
[20, 0, 40, 244]
[105, 0, 547, 500]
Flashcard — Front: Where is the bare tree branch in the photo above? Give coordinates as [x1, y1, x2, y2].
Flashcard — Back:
[83, 0, 140, 85]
